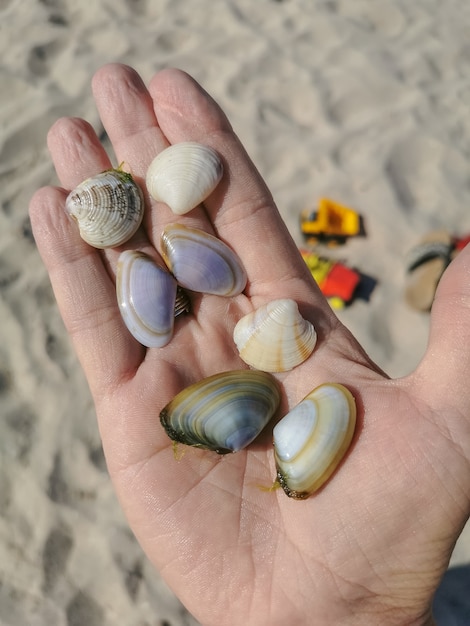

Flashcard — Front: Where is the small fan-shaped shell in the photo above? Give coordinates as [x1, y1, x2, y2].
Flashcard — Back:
[233, 299, 317, 372]
[273, 383, 356, 499]
[160, 224, 247, 296]
[160, 370, 280, 454]
[65, 169, 144, 248]
[146, 142, 223, 215]
[116, 251, 177, 348]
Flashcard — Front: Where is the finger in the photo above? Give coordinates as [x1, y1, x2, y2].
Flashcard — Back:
[148, 68, 318, 305]
[91, 64, 162, 177]
[48, 117, 111, 189]
[29, 183, 145, 400]
[48, 112, 154, 270]
[91, 64, 214, 246]
[414, 243, 470, 422]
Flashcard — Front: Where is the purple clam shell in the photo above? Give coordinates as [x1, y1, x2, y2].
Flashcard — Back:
[117, 250, 177, 348]
[160, 224, 247, 296]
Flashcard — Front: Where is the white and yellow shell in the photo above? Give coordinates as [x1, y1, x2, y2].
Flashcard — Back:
[273, 383, 356, 499]
[146, 142, 223, 215]
[233, 299, 317, 372]
[65, 168, 144, 248]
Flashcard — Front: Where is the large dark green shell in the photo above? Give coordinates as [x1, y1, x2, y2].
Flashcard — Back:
[160, 370, 280, 454]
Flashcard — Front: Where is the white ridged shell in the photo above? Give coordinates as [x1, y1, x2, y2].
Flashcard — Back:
[273, 383, 356, 499]
[160, 224, 247, 296]
[65, 169, 144, 248]
[116, 251, 177, 348]
[146, 142, 223, 215]
[233, 299, 317, 372]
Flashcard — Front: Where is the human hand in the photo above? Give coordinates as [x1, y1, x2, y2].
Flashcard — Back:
[30, 64, 470, 626]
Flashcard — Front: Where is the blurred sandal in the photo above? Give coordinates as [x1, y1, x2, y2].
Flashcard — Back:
[404, 230, 453, 312]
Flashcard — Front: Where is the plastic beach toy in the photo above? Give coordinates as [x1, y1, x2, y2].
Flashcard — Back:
[300, 249, 361, 309]
[300, 198, 362, 245]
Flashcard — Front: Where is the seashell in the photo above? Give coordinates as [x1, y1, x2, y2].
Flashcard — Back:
[273, 383, 356, 499]
[146, 142, 223, 215]
[160, 224, 247, 296]
[160, 370, 280, 454]
[65, 168, 144, 248]
[116, 250, 178, 348]
[233, 299, 317, 372]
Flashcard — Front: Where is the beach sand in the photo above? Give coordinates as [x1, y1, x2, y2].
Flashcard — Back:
[1, 0, 470, 623]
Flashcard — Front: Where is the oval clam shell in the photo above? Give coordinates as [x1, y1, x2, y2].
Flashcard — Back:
[160, 370, 280, 454]
[65, 169, 144, 248]
[117, 250, 177, 348]
[161, 224, 247, 296]
[233, 299, 317, 372]
[273, 383, 356, 499]
[146, 142, 223, 215]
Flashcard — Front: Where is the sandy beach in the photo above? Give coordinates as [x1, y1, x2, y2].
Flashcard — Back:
[1, 0, 470, 623]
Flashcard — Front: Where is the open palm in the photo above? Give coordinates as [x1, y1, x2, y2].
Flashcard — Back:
[30, 64, 470, 626]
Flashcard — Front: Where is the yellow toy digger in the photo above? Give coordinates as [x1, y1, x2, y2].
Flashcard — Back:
[300, 198, 362, 245]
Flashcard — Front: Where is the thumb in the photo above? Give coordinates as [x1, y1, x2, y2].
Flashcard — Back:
[414, 242, 470, 425]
